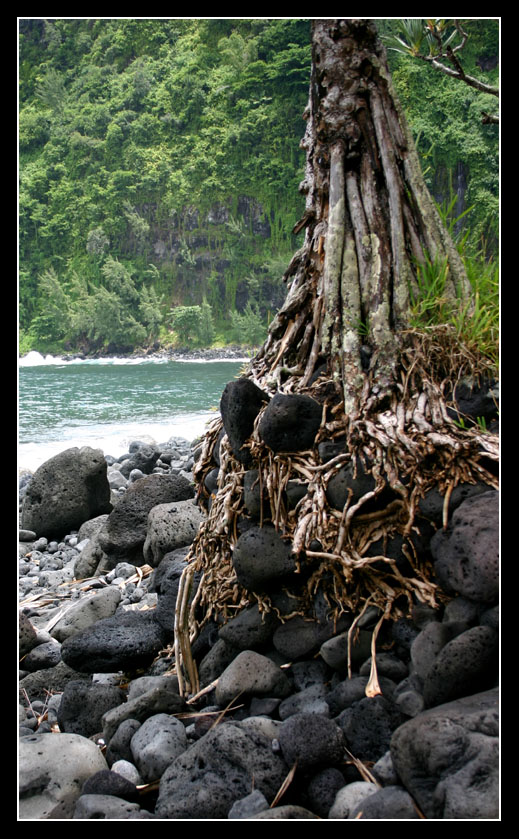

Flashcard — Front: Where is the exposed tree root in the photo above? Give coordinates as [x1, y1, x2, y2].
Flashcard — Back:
[174, 327, 498, 695]
[173, 19, 499, 696]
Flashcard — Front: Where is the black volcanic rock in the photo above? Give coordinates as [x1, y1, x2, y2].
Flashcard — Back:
[259, 392, 321, 452]
[220, 377, 270, 464]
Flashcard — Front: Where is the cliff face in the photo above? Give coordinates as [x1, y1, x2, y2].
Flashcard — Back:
[119, 194, 296, 317]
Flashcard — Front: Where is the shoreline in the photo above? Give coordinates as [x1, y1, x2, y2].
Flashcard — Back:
[19, 345, 254, 366]
[18, 351, 247, 474]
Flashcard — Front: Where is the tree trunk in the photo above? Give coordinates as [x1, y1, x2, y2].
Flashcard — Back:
[173, 20, 498, 697]
[252, 19, 471, 414]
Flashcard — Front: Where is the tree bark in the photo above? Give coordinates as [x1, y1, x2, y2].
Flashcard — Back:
[253, 19, 472, 414]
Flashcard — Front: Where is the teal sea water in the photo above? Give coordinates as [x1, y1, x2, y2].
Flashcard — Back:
[18, 352, 245, 472]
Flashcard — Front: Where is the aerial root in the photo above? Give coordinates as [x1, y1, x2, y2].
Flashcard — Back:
[173, 327, 498, 696]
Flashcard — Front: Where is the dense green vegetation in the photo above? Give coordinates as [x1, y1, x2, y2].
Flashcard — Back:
[18, 18, 499, 356]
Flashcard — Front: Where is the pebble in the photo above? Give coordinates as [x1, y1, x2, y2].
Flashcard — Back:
[328, 780, 379, 819]
[19, 420, 500, 820]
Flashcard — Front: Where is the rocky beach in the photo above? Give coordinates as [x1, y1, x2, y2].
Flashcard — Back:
[19, 374, 500, 820]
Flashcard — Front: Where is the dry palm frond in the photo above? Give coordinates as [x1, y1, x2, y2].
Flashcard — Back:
[344, 748, 381, 786]
[270, 762, 298, 808]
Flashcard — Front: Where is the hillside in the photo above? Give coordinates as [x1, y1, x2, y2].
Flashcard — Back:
[18, 18, 499, 355]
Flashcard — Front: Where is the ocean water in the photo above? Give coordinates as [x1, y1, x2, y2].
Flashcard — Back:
[18, 352, 246, 473]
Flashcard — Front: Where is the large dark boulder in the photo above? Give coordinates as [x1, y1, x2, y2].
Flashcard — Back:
[220, 377, 270, 464]
[325, 456, 394, 514]
[258, 392, 321, 452]
[155, 721, 289, 819]
[80, 770, 139, 803]
[19, 611, 38, 658]
[242, 469, 269, 519]
[231, 524, 297, 592]
[21, 447, 112, 538]
[60, 611, 170, 673]
[150, 547, 192, 633]
[20, 661, 91, 705]
[57, 681, 125, 737]
[390, 689, 499, 819]
[143, 499, 205, 567]
[97, 472, 194, 566]
[418, 480, 492, 526]
[430, 490, 499, 603]
[277, 712, 345, 772]
[336, 695, 407, 762]
[218, 603, 281, 651]
[422, 625, 498, 708]
[446, 377, 499, 427]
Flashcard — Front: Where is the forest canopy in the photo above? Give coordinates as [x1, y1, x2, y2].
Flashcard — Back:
[18, 18, 499, 356]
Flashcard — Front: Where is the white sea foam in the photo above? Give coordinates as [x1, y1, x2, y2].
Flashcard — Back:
[18, 352, 169, 367]
[18, 351, 67, 367]
[19, 351, 249, 367]
[18, 411, 218, 474]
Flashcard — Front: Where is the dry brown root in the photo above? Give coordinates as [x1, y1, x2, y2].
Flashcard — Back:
[173, 328, 498, 696]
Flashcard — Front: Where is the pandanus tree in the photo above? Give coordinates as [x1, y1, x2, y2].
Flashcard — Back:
[174, 19, 499, 697]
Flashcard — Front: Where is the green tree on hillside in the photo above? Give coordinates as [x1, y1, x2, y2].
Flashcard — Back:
[30, 266, 70, 345]
[169, 306, 204, 348]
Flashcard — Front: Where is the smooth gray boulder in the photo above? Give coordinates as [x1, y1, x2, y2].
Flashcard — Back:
[19, 732, 108, 819]
[130, 713, 188, 782]
[73, 794, 153, 819]
[22, 639, 62, 672]
[215, 649, 292, 707]
[350, 785, 421, 819]
[328, 781, 379, 819]
[21, 447, 112, 539]
[78, 514, 110, 543]
[249, 805, 320, 819]
[50, 587, 122, 642]
[228, 789, 270, 819]
[74, 532, 110, 579]
[105, 719, 142, 767]
[101, 681, 185, 743]
[278, 684, 330, 720]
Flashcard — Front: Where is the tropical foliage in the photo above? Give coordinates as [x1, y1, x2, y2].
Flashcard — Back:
[18, 18, 498, 355]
